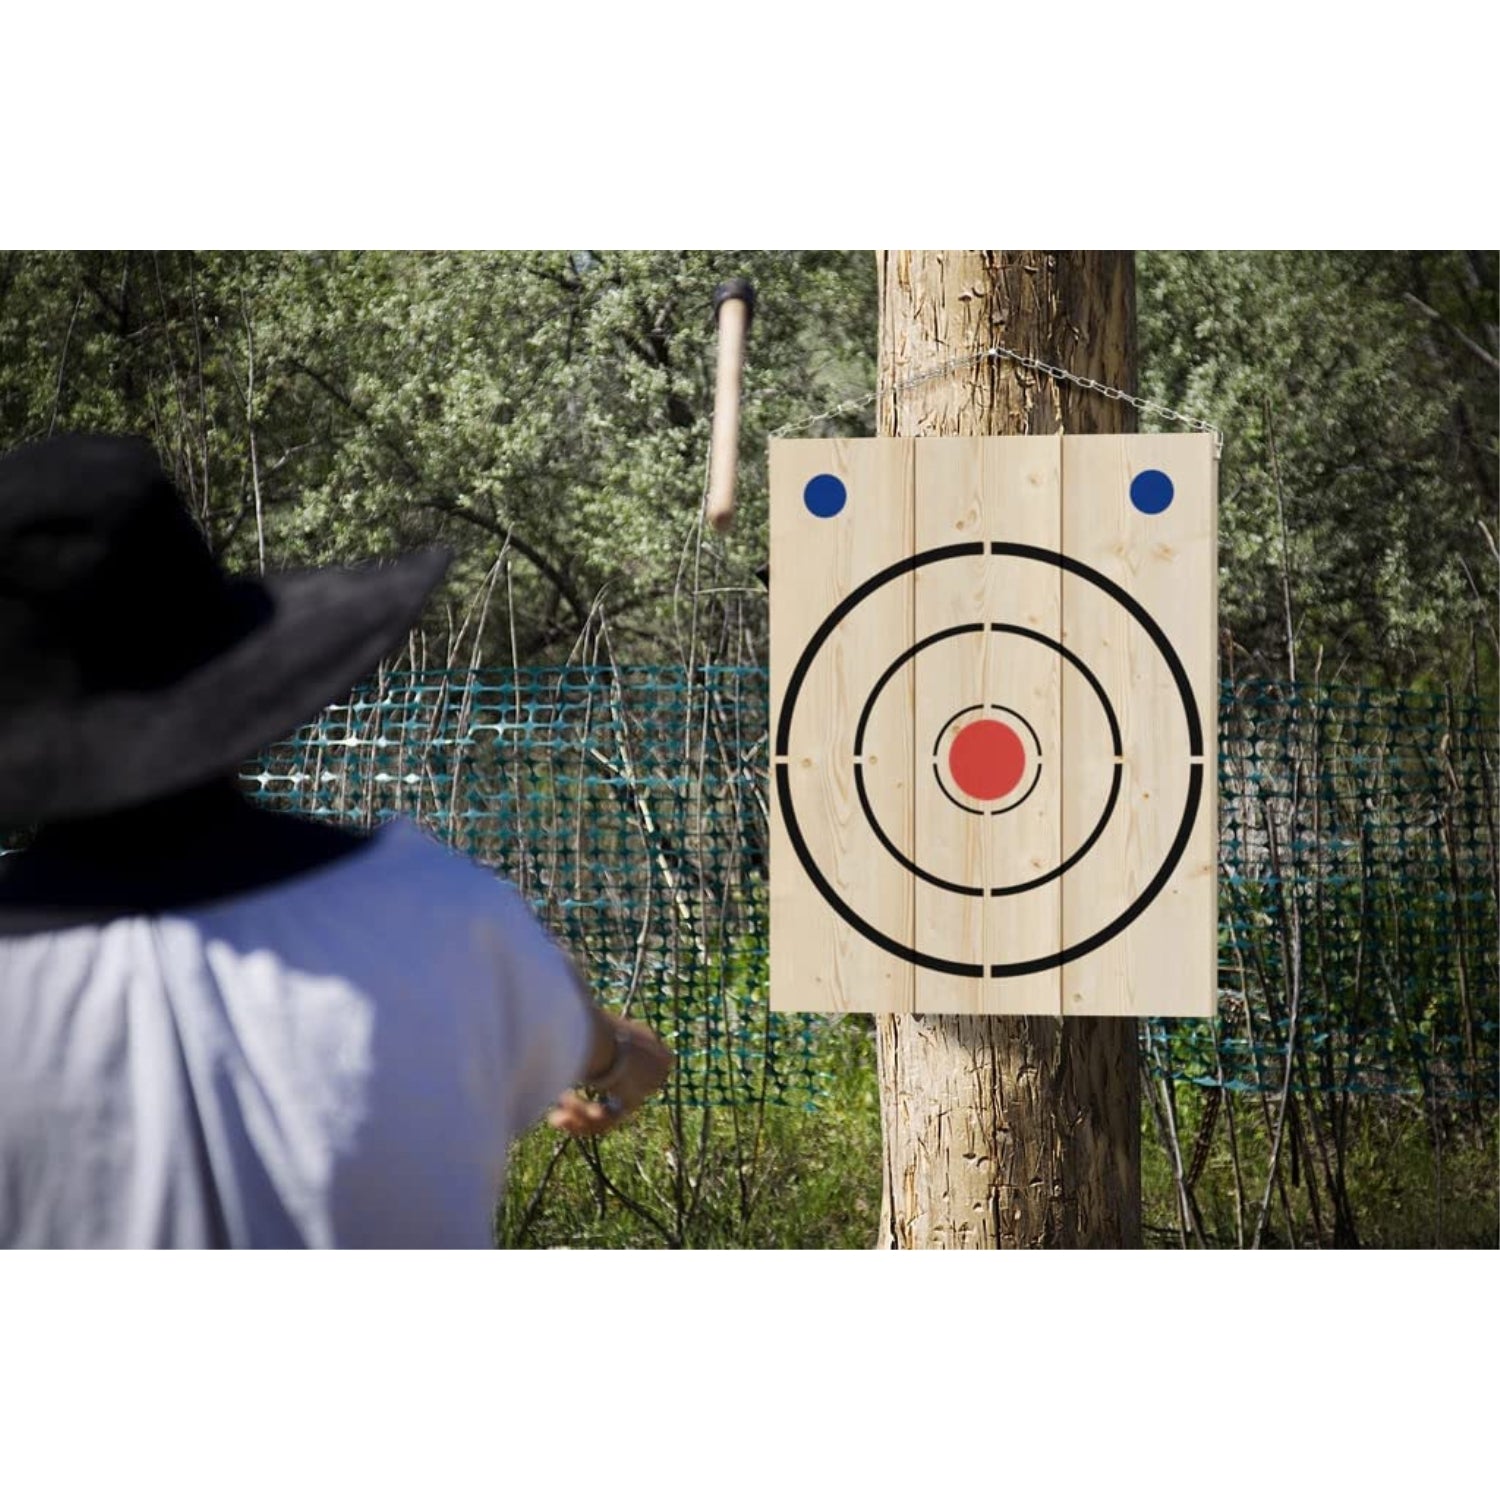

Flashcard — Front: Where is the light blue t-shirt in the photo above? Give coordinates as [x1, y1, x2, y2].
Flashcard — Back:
[0, 820, 592, 1248]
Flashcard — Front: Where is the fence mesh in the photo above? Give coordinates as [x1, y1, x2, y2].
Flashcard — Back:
[1152, 676, 1498, 1108]
[239, 667, 1497, 1110]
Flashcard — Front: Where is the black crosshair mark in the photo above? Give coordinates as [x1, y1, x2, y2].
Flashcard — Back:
[775, 541, 1205, 979]
[930, 702, 1043, 817]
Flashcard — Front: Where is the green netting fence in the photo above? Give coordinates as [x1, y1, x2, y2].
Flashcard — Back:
[1159, 676, 1498, 1109]
[241, 667, 1497, 1110]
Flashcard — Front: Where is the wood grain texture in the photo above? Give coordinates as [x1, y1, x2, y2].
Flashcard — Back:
[771, 431, 1216, 1020]
[878, 251, 1135, 441]
[910, 437, 1062, 1013]
[705, 296, 750, 531]
[1059, 433, 1217, 1016]
[876, 1010, 1140, 1246]
[875, 249, 1143, 1252]
[911, 438, 989, 1013]
[769, 438, 914, 1013]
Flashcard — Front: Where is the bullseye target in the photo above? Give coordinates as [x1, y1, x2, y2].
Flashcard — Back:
[769, 434, 1218, 1019]
[933, 704, 1040, 815]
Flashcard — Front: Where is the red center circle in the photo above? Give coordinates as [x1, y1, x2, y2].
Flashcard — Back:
[948, 718, 1026, 801]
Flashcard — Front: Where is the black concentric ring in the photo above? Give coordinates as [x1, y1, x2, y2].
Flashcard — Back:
[851, 623, 1122, 896]
[931, 701, 1042, 762]
[774, 542, 1204, 977]
[929, 703, 1043, 818]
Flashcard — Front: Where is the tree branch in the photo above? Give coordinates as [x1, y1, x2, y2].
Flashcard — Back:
[413, 496, 589, 627]
[46, 288, 84, 437]
[1403, 291, 1500, 372]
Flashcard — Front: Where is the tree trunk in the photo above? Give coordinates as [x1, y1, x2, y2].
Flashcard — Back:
[875, 250, 1141, 1249]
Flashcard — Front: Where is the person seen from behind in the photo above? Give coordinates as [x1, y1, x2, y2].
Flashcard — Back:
[0, 433, 672, 1248]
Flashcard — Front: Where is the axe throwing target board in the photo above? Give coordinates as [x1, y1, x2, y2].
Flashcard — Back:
[769, 434, 1217, 1017]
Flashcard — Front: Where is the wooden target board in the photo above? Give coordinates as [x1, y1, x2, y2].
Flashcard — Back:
[769, 434, 1217, 1017]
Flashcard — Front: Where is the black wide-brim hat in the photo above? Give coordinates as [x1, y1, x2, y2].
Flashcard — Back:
[0, 433, 450, 827]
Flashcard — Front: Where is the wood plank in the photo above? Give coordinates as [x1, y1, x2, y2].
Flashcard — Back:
[980, 436, 1065, 1014]
[1059, 433, 1217, 1017]
[769, 438, 915, 1013]
[911, 436, 1062, 1014]
[911, 438, 987, 1014]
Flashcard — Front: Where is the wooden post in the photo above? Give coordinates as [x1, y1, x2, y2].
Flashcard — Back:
[875, 250, 1142, 1249]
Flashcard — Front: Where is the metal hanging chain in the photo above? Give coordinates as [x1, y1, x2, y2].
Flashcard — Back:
[771, 343, 1224, 456]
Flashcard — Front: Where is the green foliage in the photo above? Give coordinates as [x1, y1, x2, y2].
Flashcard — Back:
[499, 876, 882, 1248]
[0, 250, 877, 663]
[499, 1015, 883, 1249]
[4, 249, 1493, 686]
[500, 1022, 1497, 1249]
[1142, 1081, 1498, 1249]
[1138, 251, 1498, 687]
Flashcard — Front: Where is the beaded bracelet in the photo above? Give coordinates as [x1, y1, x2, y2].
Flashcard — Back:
[582, 1024, 632, 1094]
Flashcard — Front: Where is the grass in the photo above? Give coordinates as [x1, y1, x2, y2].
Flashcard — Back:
[498, 1015, 884, 1249]
[1143, 1080, 1499, 1249]
[499, 1021, 1497, 1250]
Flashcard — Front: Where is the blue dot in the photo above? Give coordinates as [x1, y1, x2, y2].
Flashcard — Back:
[804, 473, 847, 518]
[1130, 469, 1174, 514]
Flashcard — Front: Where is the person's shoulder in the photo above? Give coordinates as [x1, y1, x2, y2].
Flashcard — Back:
[285, 819, 572, 981]
[361, 818, 487, 883]
[358, 819, 530, 916]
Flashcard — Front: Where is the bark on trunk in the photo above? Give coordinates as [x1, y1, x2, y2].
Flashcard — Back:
[875, 250, 1142, 1250]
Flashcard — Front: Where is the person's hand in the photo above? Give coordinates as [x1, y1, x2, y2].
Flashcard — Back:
[548, 1013, 673, 1137]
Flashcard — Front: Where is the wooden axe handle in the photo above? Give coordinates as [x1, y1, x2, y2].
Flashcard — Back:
[705, 279, 755, 533]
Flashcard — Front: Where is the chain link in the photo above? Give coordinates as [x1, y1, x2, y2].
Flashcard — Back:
[772, 344, 1224, 456]
[768, 388, 880, 436]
